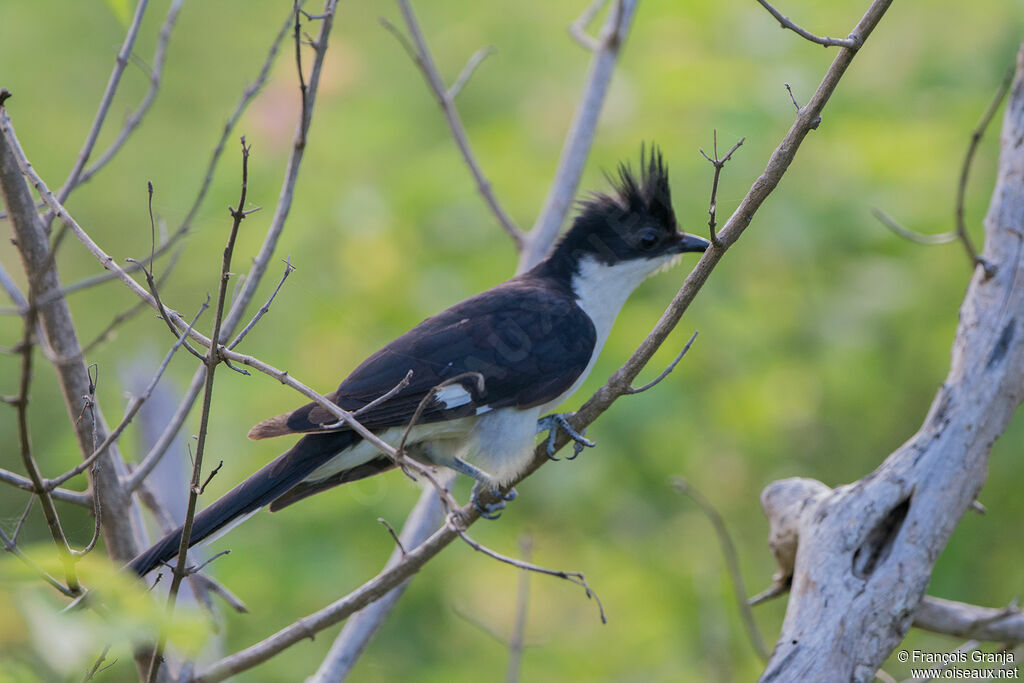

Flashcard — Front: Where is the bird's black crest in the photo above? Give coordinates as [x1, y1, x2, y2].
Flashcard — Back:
[544, 144, 682, 276]
[592, 144, 675, 229]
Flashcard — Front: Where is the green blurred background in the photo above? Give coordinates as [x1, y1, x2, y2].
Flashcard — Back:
[2, 0, 1023, 680]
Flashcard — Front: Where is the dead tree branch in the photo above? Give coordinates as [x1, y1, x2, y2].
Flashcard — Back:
[757, 45, 1024, 680]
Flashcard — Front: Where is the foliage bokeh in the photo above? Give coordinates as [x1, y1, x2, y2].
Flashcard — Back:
[1, 0, 1023, 680]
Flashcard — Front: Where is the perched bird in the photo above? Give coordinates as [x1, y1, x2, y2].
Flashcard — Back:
[127, 147, 709, 577]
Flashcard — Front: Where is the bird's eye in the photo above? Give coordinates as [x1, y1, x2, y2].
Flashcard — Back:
[638, 228, 660, 250]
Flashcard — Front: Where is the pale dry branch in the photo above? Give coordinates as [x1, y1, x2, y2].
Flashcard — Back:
[754, 0, 860, 49]
[756, 45, 1024, 680]
[453, 526, 606, 624]
[568, 0, 608, 51]
[448, 46, 495, 100]
[519, 0, 638, 271]
[673, 478, 768, 661]
[44, 0, 152, 236]
[386, 0, 524, 248]
[48, 2, 301, 301]
[76, 0, 185, 188]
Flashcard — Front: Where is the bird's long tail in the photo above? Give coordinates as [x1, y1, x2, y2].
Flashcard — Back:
[127, 431, 357, 576]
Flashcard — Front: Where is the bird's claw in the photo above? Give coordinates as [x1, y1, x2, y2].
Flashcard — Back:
[537, 413, 596, 461]
[471, 484, 516, 520]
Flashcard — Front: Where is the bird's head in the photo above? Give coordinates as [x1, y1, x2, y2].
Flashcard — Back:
[548, 145, 709, 289]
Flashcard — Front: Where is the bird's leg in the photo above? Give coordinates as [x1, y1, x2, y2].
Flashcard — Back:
[537, 413, 596, 461]
[419, 445, 515, 519]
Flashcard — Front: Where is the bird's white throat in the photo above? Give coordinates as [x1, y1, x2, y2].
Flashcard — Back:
[571, 253, 677, 344]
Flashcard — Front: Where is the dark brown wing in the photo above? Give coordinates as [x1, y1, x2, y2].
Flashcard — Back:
[248, 278, 596, 439]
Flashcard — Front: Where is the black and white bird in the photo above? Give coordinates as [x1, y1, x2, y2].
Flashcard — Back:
[127, 147, 709, 577]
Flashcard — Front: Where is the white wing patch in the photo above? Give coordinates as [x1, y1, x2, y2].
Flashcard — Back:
[436, 383, 473, 409]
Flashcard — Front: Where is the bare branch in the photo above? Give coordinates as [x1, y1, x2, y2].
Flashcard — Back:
[226, 258, 295, 350]
[44, 0, 152, 235]
[568, 0, 608, 51]
[47, 298, 208, 490]
[955, 66, 1015, 276]
[0, 468, 93, 506]
[672, 478, 768, 661]
[148, 138, 253, 682]
[75, 0, 185, 188]
[447, 46, 495, 100]
[454, 527, 606, 623]
[754, 0, 861, 49]
[352, 370, 413, 418]
[915, 597, 1024, 643]
[625, 330, 698, 394]
[309, 478, 452, 683]
[506, 535, 532, 683]
[699, 132, 745, 245]
[386, 1, 524, 248]
[71, 472, 103, 559]
[0, 526, 76, 597]
[47, 2, 301, 301]
[518, 0, 639, 271]
[871, 208, 958, 245]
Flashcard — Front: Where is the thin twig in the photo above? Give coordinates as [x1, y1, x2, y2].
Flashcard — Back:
[0, 468, 93, 506]
[672, 477, 769, 661]
[226, 258, 295, 350]
[12, 496, 34, 543]
[71, 470, 103, 558]
[386, 1, 524, 247]
[351, 370, 413, 418]
[377, 518, 407, 556]
[698, 131, 745, 245]
[453, 526, 606, 624]
[506, 535, 532, 683]
[45, 2, 300, 302]
[518, 0, 639, 271]
[447, 46, 495, 100]
[568, 0, 607, 51]
[47, 299, 208, 489]
[626, 330, 698, 394]
[76, 0, 185, 188]
[13, 304, 80, 594]
[0, 525, 75, 597]
[44, 0, 152, 236]
[293, 1, 310, 149]
[82, 644, 114, 682]
[83, 247, 184, 354]
[148, 138, 253, 683]
[871, 208, 957, 245]
[199, 460, 224, 495]
[754, 0, 860, 49]
[955, 66, 1014, 277]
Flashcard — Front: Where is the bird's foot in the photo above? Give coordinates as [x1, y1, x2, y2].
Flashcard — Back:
[537, 413, 596, 461]
[471, 482, 517, 520]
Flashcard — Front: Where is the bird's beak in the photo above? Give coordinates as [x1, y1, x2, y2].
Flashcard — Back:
[674, 233, 711, 254]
